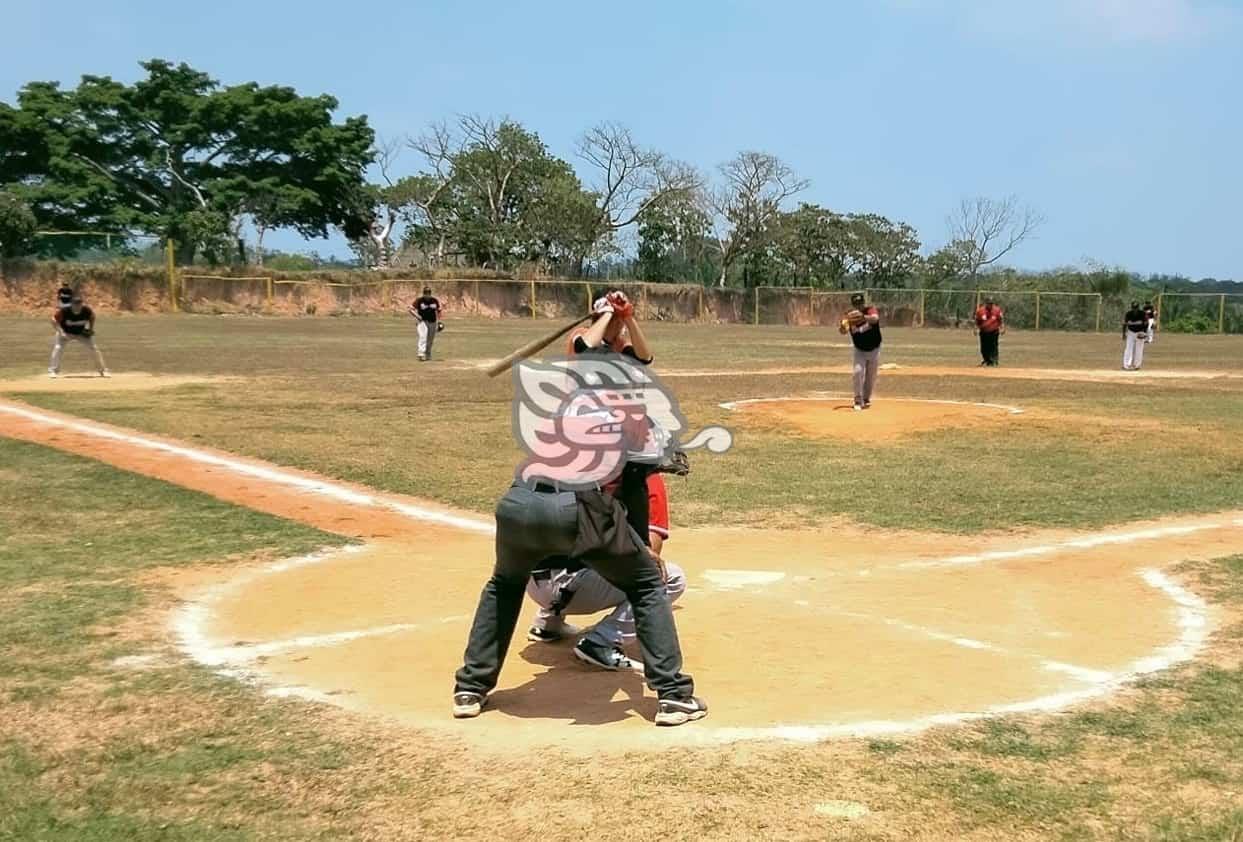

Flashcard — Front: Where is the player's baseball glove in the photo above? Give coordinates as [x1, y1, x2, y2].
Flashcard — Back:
[846, 309, 866, 327]
[437, 322, 445, 333]
[652, 449, 691, 477]
[81, 328, 94, 338]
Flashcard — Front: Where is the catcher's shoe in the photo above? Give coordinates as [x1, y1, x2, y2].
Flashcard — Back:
[655, 696, 709, 727]
[526, 623, 580, 643]
[573, 639, 637, 671]
[452, 691, 486, 719]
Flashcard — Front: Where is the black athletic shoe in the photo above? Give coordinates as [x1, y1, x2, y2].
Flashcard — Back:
[526, 623, 580, 643]
[655, 695, 709, 726]
[573, 638, 637, 671]
[452, 691, 486, 719]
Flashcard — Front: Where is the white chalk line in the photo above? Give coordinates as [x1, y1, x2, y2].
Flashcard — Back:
[0, 399, 1226, 744]
[718, 394, 1025, 415]
[0, 402, 495, 536]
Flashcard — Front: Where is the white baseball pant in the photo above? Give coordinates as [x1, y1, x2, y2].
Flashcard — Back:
[49, 333, 107, 374]
[527, 562, 687, 649]
[1123, 331, 1146, 370]
[416, 320, 436, 359]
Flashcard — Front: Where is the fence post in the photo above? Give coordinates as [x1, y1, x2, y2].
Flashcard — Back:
[698, 285, 705, 321]
[1034, 291, 1041, 331]
[1220, 294, 1227, 334]
[753, 287, 760, 325]
[530, 279, 536, 319]
[166, 238, 178, 313]
[919, 290, 926, 327]
[266, 277, 273, 307]
[585, 283, 592, 313]
[1095, 296, 1102, 333]
[1156, 293, 1162, 331]
[474, 280, 481, 316]
[975, 288, 981, 311]
[642, 283, 650, 319]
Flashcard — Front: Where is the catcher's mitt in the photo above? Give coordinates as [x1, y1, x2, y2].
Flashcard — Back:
[652, 449, 691, 477]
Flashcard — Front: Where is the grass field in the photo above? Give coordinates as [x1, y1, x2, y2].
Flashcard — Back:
[2, 313, 1243, 840]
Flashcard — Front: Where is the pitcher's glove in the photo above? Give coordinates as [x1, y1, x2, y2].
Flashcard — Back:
[437, 322, 445, 333]
[846, 309, 866, 327]
[653, 449, 691, 477]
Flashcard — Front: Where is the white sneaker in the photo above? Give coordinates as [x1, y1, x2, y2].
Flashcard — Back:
[100, 370, 111, 378]
[48, 371, 59, 379]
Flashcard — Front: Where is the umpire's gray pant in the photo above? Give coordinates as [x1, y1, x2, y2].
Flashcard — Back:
[416, 320, 436, 359]
[528, 563, 687, 649]
[852, 347, 880, 405]
[50, 333, 107, 374]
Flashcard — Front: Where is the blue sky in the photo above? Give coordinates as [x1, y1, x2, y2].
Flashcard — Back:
[5, 0, 1240, 278]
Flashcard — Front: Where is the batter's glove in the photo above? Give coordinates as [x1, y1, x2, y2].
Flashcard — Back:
[652, 449, 691, 477]
[607, 291, 634, 320]
[437, 322, 445, 333]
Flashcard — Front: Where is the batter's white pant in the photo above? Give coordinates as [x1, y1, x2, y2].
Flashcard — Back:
[49, 333, 107, 374]
[1124, 331, 1146, 370]
[852, 347, 880, 405]
[527, 562, 686, 649]
[1146, 319, 1155, 344]
[416, 320, 436, 359]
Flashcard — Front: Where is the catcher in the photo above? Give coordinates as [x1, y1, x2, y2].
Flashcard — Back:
[49, 296, 109, 378]
[838, 292, 882, 409]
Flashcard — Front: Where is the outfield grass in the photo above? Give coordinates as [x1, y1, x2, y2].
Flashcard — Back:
[4, 340, 1243, 838]
[2, 315, 1241, 533]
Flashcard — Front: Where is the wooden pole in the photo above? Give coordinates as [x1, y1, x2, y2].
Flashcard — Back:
[1095, 295, 1102, 333]
[166, 238, 178, 313]
[474, 280, 481, 316]
[919, 289, 926, 327]
[1034, 291, 1041, 331]
[266, 277, 273, 307]
[698, 285, 705, 322]
[753, 287, 760, 326]
[1220, 294, 1227, 334]
[530, 278, 537, 319]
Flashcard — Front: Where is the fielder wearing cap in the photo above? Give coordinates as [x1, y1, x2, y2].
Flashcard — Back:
[409, 286, 442, 361]
[49, 296, 110, 378]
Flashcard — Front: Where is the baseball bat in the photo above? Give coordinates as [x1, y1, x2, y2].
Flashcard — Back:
[485, 314, 591, 378]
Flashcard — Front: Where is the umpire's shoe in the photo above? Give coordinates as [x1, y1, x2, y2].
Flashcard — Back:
[452, 691, 486, 719]
[573, 638, 638, 671]
[526, 623, 580, 643]
[655, 696, 709, 727]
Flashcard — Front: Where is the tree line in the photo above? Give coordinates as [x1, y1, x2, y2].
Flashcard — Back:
[1, 60, 1236, 296]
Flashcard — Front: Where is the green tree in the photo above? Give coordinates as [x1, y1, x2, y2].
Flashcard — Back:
[0, 191, 38, 257]
[636, 192, 715, 283]
[0, 60, 374, 264]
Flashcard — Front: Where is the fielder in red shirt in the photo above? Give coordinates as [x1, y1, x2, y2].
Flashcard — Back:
[974, 297, 1005, 367]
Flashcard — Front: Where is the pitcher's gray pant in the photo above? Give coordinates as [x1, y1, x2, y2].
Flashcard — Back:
[417, 320, 436, 359]
[50, 333, 107, 374]
[852, 347, 880, 405]
[528, 563, 687, 649]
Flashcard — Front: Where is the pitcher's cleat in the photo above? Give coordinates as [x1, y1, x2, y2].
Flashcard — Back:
[452, 692, 486, 719]
[48, 370, 59, 379]
[655, 696, 709, 726]
[99, 369, 111, 378]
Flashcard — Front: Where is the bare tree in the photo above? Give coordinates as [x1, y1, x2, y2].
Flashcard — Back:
[576, 122, 701, 246]
[363, 136, 401, 269]
[709, 151, 809, 287]
[404, 122, 461, 266]
[947, 195, 1044, 283]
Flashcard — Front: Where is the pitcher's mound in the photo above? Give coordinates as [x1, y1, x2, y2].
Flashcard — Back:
[0, 372, 224, 393]
[723, 396, 1023, 441]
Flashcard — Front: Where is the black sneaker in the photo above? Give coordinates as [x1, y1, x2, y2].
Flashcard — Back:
[655, 696, 709, 727]
[452, 691, 486, 719]
[573, 638, 637, 671]
[526, 623, 580, 643]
